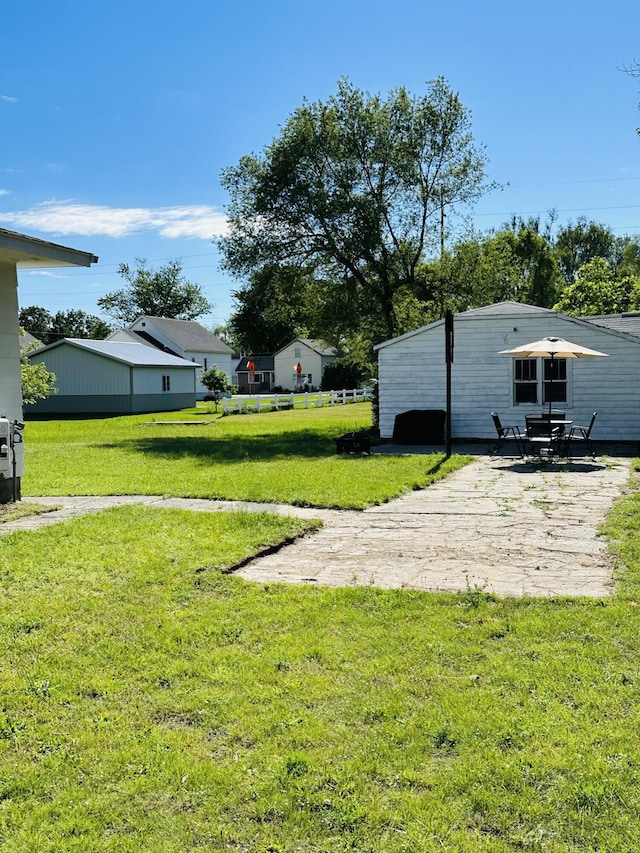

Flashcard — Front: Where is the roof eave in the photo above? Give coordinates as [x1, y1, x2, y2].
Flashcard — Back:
[0, 228, 98, 268]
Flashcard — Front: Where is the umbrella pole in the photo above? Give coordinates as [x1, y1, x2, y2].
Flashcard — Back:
[547, 353, 556, 418]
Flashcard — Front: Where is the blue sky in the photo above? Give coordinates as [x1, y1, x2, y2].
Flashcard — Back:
[1, 0, 639, 328]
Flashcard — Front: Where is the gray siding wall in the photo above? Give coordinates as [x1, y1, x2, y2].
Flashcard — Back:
[377, 313, 640, 442]
[131, 366, 195, 395]
[30, 347, 130, 394]
[25, 392, 196, 415]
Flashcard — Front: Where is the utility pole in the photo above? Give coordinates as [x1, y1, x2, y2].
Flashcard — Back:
[445, 310, 454, 458]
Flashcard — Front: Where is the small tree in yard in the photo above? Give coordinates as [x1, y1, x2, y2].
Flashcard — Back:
[201, 365, 233, 395]
[20, 331, 57, 405]
[200, 365, 233, 412]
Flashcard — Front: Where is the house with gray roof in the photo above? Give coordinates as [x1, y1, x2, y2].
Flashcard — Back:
[108, 315, 234, 398]
[273, 338, 339, 391]
[19, 330, 43, 350]
[234, 355, 275, 393]
[374, 301, 640, 444]
[25, 338, 199, 414]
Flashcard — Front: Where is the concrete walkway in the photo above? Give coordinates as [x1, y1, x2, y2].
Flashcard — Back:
[236, 452, 633, 597]
[6, 449, 634, 598]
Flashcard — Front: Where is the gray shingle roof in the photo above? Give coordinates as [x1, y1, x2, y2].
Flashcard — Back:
[235, 355, 274, 371]
[301, 338, 338, 356]
[134, 316, 233, 354]
[20, 330, 43, 349]
[582, 313, 640, 339]
[459, 301, 554, 317]
[275, 338, 338, 357]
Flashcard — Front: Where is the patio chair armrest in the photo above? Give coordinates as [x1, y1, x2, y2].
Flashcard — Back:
[567, 425, 588, 438]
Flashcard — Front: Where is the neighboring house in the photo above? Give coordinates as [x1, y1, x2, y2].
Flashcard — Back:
[20, 330, 43, 350]
[108, 316, 233, 398]
[234, 355, 275, 394]
[0, 228, 97, 502]
[25, 339, 199, 415]
[374, 301, 640, 443]
[273, 339, 338, 390]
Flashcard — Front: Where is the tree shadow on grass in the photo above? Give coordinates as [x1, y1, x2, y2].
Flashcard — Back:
[92, 430, 351, 464]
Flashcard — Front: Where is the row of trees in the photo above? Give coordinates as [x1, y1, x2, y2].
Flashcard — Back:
[216, 77, 640, 382]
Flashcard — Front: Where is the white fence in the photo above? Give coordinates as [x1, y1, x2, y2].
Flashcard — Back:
[218, 388, 373, 415]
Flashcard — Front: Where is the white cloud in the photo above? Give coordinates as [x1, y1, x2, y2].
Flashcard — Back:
[24, 269, 70, 279]
[0, 201, 229, 239]
[0, 189, 9, 196]
[1, 95, 18, 104]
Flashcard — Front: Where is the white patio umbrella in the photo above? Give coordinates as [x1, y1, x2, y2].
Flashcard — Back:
[499, 336, 608, 415]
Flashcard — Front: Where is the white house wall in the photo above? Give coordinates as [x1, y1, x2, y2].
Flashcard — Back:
[127, 319, 233, 394]
[0, 261, 24, 477]
[377, 312, 640, 442]
[184, 351, 233, 396]
[274, 342, 323, 389]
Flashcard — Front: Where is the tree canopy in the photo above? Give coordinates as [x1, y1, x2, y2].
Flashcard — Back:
[18, 307, 111, 345]
[553, 257, 640, 316]
[434, 218, 564, 316]
[98, 259, 211, 326]
[200, 364, 234, 395]
[219, 77, 498, 345]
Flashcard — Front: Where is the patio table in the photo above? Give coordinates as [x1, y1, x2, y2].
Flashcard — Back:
[525, 417, 573, 458]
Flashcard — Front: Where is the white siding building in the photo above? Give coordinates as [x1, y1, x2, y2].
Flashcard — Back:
[374, 302, 640, 443]
[273, 339, 338, 390]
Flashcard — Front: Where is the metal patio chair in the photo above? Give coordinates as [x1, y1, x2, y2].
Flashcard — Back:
[564, 411, 598, 459]
[490, 412, 525, 457]
[525, 414, 563, 457]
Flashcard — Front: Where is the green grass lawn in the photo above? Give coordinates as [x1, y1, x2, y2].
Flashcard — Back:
[1, 498, 640, 851]
[22, 404, 469, 509]
[4, 406, 640, 850]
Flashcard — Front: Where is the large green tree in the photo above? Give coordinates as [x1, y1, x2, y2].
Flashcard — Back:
[98, 259, 211, 326]
[554, 219, 621, 287]
[432, 219, 563, 313]
[553, 257, 640, 316]
[219, 77, 498, 343]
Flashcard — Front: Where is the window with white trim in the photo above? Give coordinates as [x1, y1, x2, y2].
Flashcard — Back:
[513, 358, 568, 405]
[162, 374, 171, 392]
[514, 358, 537, 403]
[543, 358, 567, 405]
